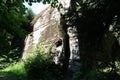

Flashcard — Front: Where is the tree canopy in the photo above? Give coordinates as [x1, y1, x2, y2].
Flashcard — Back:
[0, 0, 35, 68]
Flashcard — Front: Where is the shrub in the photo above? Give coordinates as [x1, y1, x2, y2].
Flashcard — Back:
[0, 45, 62, 80]
[24, 45, 62, 80]
[0, 48, 21, 69]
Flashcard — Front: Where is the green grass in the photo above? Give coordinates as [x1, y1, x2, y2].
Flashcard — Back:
[0, 62, 27, 80]
[0, 45, 62, 80]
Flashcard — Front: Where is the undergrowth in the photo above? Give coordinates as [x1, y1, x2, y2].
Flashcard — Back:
[0, 45, 62, 80]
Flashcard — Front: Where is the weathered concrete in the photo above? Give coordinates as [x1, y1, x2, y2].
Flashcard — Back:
[22, 6, 61, 60]
[22, 0, 81, 74]
[67, 26, 81, 72]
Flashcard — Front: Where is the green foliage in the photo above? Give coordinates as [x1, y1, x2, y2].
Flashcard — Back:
[0, 0, 35, 69]
[63, 0, 120, 79]
[0, 62, 27, 80]
[71, 72, 82, 80]
[71, 68, 120, 80]
[0, 0, 26, 53]
[0, 0, 120, 80]
[26, 8, 35, 21]
[0, 48, 20, 69]
[25, 0, 62, 8]
[24, 45, 62, 80]
[85, 70, 98, 80]
[0, 45, 62, 80]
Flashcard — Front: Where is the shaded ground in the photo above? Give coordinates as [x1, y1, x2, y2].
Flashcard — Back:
[0, 76, 16, 80]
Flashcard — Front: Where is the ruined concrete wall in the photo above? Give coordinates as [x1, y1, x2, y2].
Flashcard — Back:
[22, 6, 62, 59]
[22, 0, 81, 73]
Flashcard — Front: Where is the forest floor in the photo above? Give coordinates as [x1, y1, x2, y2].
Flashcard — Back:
[0, 76, 16, 80]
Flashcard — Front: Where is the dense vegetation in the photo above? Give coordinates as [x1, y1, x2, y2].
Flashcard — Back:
[0, 0, 34, 69]
[0, 46, 62, 80]
[0, 0, 120, 80]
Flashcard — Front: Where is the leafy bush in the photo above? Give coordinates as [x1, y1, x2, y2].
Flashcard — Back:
[0, 45, 62, 80]
[24, 45, 62, 80]
[0, 48, 21, 69]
